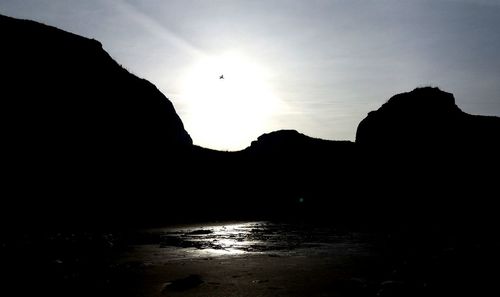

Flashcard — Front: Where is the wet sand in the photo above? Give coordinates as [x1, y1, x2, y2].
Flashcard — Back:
[112, 222, 383, 297]
[117, 244, 379, 297]
[108, 221, 500, 297]
[4, 221, 497, 296]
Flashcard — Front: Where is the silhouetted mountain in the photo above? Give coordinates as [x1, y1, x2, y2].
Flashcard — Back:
[166, 130, 357, 222]
[246, 129, 353, 156]
[2, 13, 499, 230]
[239, 130, 358, 222]
[1, 14, 192, 226]
[356, 87, 500, 154]
[355, 87, 500, 229]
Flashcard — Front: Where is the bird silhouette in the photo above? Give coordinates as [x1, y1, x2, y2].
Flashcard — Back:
[219, 74, 224, 79]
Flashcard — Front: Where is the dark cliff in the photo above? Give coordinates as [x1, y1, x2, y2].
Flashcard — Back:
[1, 14, 192, 226]
[2, 13, 499, 228]
[1, 14, 192, 155]
[246, 129, 353, 157]
[355, 87, 500, 228]
[356, 87, 500, 155]
[239, 130, 357, 222]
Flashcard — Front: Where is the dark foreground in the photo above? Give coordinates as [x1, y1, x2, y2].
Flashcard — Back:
[2, 221, 499, 297]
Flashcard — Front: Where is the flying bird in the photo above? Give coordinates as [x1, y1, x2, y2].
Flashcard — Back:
[219, 74, 224, 79]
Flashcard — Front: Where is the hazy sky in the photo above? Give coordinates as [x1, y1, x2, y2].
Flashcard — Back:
[2, 0, 500, 150]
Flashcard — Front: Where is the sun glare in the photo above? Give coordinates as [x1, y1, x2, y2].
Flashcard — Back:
[179, 52, 284, 151]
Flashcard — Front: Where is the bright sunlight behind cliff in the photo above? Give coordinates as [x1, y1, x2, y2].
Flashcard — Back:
[4, 0, 500, 151]
[179, 52, 285, 151]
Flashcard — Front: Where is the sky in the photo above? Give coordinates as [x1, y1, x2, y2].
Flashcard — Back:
[2, 0, 500, 151]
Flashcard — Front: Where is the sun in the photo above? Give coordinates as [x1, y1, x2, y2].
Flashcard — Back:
[179, 51, 284, 151]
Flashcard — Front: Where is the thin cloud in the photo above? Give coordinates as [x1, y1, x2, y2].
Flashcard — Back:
[111, 0, 204, 58]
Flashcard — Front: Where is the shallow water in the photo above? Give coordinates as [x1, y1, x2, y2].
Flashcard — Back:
[143, 221, 374, 261]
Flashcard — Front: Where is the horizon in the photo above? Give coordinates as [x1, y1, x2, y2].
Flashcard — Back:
[2, 0, 500, 150]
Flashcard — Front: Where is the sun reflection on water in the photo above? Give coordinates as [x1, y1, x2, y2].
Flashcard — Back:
[155, 221, 371, 259]
[159, 222, 265, 256]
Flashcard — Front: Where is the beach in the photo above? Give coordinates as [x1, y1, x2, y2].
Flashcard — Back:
[111, 222, 386, 297]
[3, 221, 497, 297]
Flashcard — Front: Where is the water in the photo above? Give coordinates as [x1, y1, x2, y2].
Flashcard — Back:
[143, 221, 374, 261]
